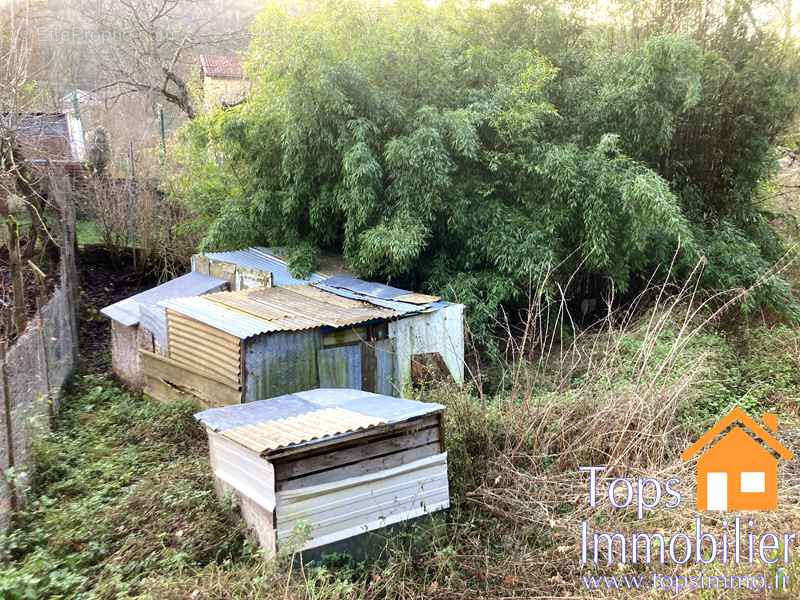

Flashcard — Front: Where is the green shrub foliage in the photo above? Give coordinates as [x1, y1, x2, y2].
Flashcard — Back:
[172, 0, 800, 337]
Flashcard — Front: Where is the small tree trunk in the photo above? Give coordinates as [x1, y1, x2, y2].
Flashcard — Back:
[7, 217, 27, 336]
[28, 260, 48, 309]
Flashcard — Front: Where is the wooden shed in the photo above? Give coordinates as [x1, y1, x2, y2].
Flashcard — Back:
[142, 278, 464, 406]
[194, 388, 449, 555]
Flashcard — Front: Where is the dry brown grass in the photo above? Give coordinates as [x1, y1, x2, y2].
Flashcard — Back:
[133, 264, 800, 599]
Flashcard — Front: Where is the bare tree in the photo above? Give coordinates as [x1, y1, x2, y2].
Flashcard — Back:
[74, 0, 250, 120]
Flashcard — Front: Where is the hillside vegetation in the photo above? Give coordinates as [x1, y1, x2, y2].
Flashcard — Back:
[3, 287, 800, 598]
[172, 0, 800, 342]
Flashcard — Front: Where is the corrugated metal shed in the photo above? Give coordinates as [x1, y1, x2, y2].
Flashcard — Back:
[201, 248, 330, 286]
[195, 388, 445, 454]
[160, 286, 401, 339]
[101, 272, 227, 326]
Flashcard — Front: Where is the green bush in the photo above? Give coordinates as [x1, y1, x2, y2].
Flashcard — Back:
[171, 0, 800, 345]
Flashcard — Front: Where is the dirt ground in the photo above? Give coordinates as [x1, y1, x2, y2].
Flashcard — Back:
[78, 245, 159, 373]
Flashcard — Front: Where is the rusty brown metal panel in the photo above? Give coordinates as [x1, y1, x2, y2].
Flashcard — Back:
[167, 310, 241, 387]
[163, 286, 401, 337]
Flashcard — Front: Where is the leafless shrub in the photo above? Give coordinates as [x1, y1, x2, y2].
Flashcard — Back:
[82, 171, 199, 277]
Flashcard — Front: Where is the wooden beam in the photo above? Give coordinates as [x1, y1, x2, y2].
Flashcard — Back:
[277, 441, 441, 491]
[274, 424, 439, 481]
[266, 414, 441, 460]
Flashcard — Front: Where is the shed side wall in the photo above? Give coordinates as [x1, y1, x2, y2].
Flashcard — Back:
[388, 305, 465, 390]
[273, 414, 442, 491]
[275, 452, 449, 551]
[167, 311, 242, 387]
[207, 430, 276, 554]
[111, 321, 143, 389]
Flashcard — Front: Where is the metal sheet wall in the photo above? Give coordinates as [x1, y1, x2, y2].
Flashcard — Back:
[388, 304, 465, 391]
[167, 310, 242, 387]
[243, 330, 322, 402]
[275, 453, 450, 551]
[317, 345, 362, 389]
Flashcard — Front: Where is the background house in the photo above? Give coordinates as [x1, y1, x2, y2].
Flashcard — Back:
[5, 112, 85, 171]
[199, 54, 249, 110]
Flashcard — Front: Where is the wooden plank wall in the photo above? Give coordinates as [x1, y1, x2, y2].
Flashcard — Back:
[272, 415, 442, 492]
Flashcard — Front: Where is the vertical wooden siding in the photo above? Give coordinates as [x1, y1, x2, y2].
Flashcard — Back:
[243, 330, 322, 401]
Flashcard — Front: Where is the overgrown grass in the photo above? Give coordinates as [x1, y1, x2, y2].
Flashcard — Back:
[76, 221, 103, 247]
[3, 295, 800, 598]
[0, 378, 248, 598]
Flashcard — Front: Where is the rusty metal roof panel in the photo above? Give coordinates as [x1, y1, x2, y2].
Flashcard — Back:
[160, 286, 401, 338]
[195, 389, 444, 454]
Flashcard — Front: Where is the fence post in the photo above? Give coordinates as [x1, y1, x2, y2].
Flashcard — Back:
[52, 175, 80, 363]
[6, 217, 27, 337]
[0, 342, 16, 513]
[35, 300, 51, 417]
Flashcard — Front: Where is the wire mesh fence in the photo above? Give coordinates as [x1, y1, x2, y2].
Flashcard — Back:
[0, 176, 79, 532]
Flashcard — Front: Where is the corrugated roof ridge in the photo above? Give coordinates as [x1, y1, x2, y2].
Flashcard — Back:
[278, 285, 399, 325]
[219, 407, 387, 453]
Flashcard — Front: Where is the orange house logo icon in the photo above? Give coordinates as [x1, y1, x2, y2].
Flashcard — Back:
[681, 407, 794, 512]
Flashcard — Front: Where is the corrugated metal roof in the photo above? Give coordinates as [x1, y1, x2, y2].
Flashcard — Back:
[321, 276, 412, 300]
[201, 248, 329, 286]
[311, 276, 458, 316]
[160, 285, 401, 339]
[195, 388, 444, 454]
[220, 408, 384, 454]
[101, 272, 227, 326]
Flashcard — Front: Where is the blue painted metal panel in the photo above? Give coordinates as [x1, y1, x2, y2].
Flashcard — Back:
[313, 283, 422, 313]
[322, 276, 410, 300]
[243, 330, 322, 401]
[317, 345, 362, 389]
